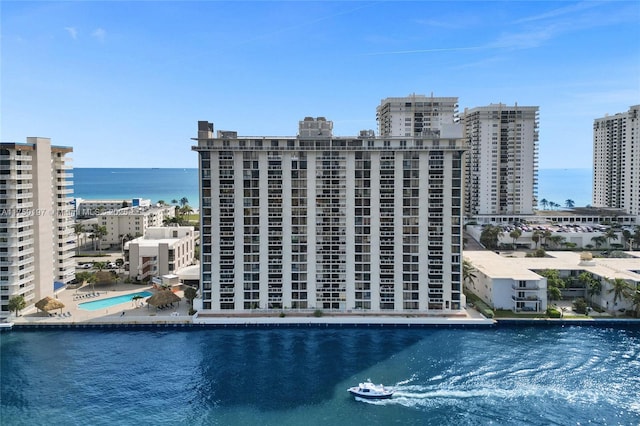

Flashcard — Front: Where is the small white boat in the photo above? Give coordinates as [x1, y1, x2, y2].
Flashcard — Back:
[347, 381, 394, 399]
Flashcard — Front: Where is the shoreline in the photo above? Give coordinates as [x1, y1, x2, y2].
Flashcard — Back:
[4, 315, 640, 332]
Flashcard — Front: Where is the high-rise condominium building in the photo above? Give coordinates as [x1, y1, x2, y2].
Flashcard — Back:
[461, 104, 539, 218]
[192, 117, 466, 313]
[0, 137, 75, 319]
[593, 105, 640, 217]
[376, 94, 459, 137]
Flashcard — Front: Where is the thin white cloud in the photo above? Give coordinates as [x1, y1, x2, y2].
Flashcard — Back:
[91, 28, 106, 42]
[64, 27, 77, 39]
[513, 1, 602, 24]
[362, 45, 488, 56]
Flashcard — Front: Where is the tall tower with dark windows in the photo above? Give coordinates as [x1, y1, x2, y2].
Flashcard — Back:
[593, 105, 640, 217]
[461, 104, 539, 219]
[192, 114, 466, 314]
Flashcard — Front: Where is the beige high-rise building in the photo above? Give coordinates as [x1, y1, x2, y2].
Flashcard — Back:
[192, 117, 465, 314]
[0, 137, 75, 320]
[593, 105, 640, 217]
[461, 104, 539, 218]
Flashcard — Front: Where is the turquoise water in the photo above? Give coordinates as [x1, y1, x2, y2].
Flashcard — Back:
[77, 291, 152, 311]
[73, 168, 199, 208]
[1, 326, 639, 425]
[72, 167, 593, 211]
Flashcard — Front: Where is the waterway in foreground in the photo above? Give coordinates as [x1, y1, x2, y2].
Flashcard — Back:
[1, 325, 639, 425]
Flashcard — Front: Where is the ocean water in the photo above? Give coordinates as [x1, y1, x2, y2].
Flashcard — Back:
[73, 168, 199, 208]
[537, 168, 592, 208]
[1, 326, 639, 425]
[72, 167, 593, 211]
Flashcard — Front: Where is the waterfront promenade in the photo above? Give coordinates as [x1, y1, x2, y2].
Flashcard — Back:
[6, 281, 497, 328]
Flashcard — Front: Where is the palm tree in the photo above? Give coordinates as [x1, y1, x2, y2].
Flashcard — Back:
[7, 295, 26, 317]
[509, 229, 522, 250]
[171, 199, 179, 206]
[565, 199, 575, 208]
[179, 197, 189, 208]
[92, 225, 108, 254]
[540, 198, 549, 210]
[603, 228, 618, 248]
[115, 258, 125, 275]
[73, 223, 85, 255]
[480, 225, 504, 250]
[606, 277, 633, 307]
[541, 230, 552, 248]
[630, 291, 640, 318]
[538, 269, 565, 302]
[548, 235, 565, 249]
[591, 235, 606, 249]
[579, 272, 601, 305]
[633, 226, 640, 250]
[184, 286, 198, 305]
[462, 259, 478, 289]
[622, 229, 633, 251]
[531, 230, 541, 249]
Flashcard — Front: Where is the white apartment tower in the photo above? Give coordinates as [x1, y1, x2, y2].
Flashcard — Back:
[0, 138, 75, 319]
[593, 105, 640, 217]
[461, 104, 539, 217]
[376, 94, 459, 137]
[192, 117, 466, 314]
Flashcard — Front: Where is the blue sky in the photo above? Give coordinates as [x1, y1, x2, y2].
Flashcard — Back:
[2, 1, 639, 168]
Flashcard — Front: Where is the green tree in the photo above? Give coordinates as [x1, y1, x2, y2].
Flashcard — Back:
[603, 229, 618, 248]
[622, 229, 633, 251]
[115, 258, 125, 275]
[630, 290, 640, 318]
[633, 226, 640, 250]
[591, 235, 606, 249]
[7, 295, 26, 317]
[548, 235, 565, 249]
[540, 198, 549, 210]
[531, 230, 541, 249]
[463, 259, 478, 288]
[579, 272, 601, 305]
[89, 224, 108, 253]
[538, 269, 565, 302]
[480, 225, 504, 250]
[184, 286, 198, 305]
[74, 223, 85, 255]
[509, 228, 522, 250]
[565, 199, 575, 208]
[607, 277, 633, 306]
[180, 197, 189, 208]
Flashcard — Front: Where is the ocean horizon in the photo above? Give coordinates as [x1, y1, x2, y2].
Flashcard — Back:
[73, 167, 593, 211]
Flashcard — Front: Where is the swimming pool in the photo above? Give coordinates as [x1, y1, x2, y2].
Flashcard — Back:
[78, 291, 153, 311]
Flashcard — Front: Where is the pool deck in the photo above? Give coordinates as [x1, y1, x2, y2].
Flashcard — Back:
[11, 283, 193, 326]
[6, 282, 497, 328]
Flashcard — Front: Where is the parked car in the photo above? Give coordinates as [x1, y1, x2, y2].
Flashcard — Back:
[106, 262, 117, 269]
[80, 263, 93, 269]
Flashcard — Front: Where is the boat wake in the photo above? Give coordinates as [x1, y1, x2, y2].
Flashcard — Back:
[355, 382, 609, 410]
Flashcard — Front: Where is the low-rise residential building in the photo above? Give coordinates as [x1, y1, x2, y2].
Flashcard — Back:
[464, 250, 640, 314]
[96, 205, 175, 248]
[124, 226, 197, 281]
